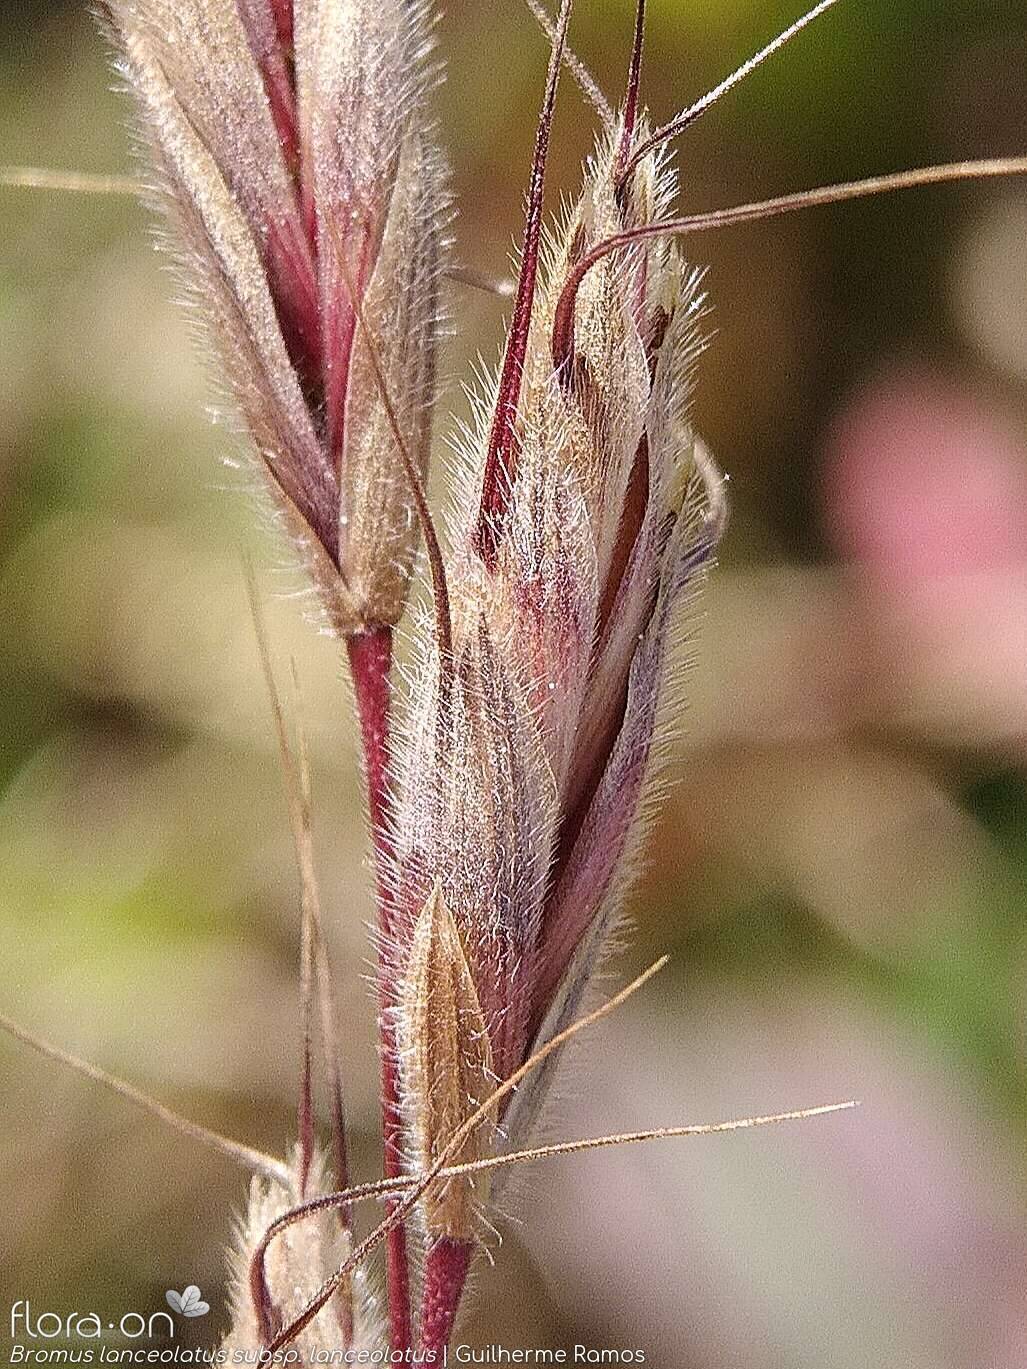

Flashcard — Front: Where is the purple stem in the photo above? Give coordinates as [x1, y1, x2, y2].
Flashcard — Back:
[418, 1238, 474, 1356]
[346, 626, 412, 1354]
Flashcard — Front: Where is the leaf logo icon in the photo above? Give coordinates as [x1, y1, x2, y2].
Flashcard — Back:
[165, 1286, 210, 1318]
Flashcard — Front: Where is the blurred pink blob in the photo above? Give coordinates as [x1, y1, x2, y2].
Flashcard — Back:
[824, 369, 1027, 581]
[821, 368, 1027, 755]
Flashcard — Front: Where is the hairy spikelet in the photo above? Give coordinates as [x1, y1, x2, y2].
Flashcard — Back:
[516, 131, 714, 1027]
[391, 92, 724, 1284]
[390, 605, 558, 1082]
[223, 1149, 384, 1357]
[102, 0, 447, 635]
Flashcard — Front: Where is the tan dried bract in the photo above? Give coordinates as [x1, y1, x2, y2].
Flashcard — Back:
[397, 884, 496, 1242]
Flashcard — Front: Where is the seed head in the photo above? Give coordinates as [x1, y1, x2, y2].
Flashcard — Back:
[390, 14, 725, 1248]
[102, 0, 447, 635]
[223, 1148, 383, 1357]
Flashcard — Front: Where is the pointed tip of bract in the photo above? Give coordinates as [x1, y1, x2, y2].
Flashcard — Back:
[397, 883, 496, 1243]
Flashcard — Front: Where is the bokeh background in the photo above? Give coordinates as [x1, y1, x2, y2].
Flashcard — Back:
[2, 2, 1026, 1366]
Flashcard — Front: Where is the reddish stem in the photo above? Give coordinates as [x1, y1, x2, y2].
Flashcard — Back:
[418, 1238, 474, 1356]
[270, 0, 294, 51]
[345, 626, 412, 1354]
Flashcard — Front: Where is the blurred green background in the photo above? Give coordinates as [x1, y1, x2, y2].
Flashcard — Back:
[2, 2, 1026, 1366]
